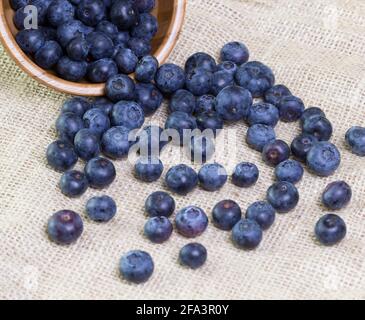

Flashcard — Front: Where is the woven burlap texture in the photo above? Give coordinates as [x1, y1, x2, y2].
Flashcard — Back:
[1, 0, 365, 300]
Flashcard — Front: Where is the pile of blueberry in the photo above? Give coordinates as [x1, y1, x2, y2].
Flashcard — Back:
[42, 21, 365, 282]
[12, 0, 157, 82]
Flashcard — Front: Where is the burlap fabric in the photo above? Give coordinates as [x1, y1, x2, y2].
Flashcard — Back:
[1, 0, 365, 300]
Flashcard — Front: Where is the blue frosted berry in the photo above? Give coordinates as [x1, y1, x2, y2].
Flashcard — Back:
[16, 29, 45, 54]
[83, 108, 111, 136]
[111, 101, 145, 130]
[216, 61, 237, 77]
[105, 74, 135, 102]
[134, 156, 163, 182]
[114, 48, 138, 74]
[322, 181, 352, 210]
[291, 134, 318, 162]
[120, 250, 154, 284]
[220, 41, 249, 65]
[232, 162, 259, 188]
[277, 95, 305, 122]
[267, 181, 299, 213]
[91, 97, 114, 116]
[262, 140, 291, 167]
[302, 115, 333, 141]
[77, 0, 106, 26]
[131, 13, 158, 40]
[57, 56, 88, 81]
[346, 126, 365, 157]
[195, 95, 216, 115]
[185, 52, 216, 74]
[47, 0, 75, 27]
[212, 199, 242, 231]
[101, 126, 135, 159]
[247, 102, 279, 127]
[196, 112, 223, 137]
[246, 124, 276, 152]
[307, 142, 341, 176]
[56, 112, 84, 142]
[300, 107, 326, 125]
[86, 195, 117, 222]
[61, 97, 91, 116]
[34, 41, 62, 69]
[135, 83, 163, 116]
[315, 214, 346, 246]
[135, 55, 159, 83]
[264, 84, 291, 106]
[232, 219, 263, 250]
[210, 70, 235, 96]
[165, 164, 198, 195]
[175, 206, 208, 238]
[87, 58, 118, 83]
[74, 128, 100, 161]
[144, 216, 173, 244]
[47, 210, 83, 245]
[84, 157, 116, 188]
[186, 68, 213, 96]
[155, 63, 186, 94]
[60, 170, 88, 197]
[169, 89, 196, 114]
[246, 201, 275, 230]
[275, 159, 304, 184]
[128, 37, 152, 58]
[145, 191, 175, 218]
[179, 243, 207, 269]
[198, 163, 227, 191]
[165, 111, 197, 146]
[46, 140, 78, 172]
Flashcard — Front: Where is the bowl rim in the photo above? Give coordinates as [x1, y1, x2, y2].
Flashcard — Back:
[0, 0, 186, 96]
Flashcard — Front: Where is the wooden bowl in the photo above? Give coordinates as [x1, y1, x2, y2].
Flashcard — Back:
[0, 0, 186, 96]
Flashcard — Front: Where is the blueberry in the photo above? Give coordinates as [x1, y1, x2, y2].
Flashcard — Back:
[175, 206, 208, 238]
[232, 219, 262, 250]
[47, 210, 83, 245]
[277, 95, 305, 122]
[300, 106, 326, 125]
[179, 243, 207, 269]
[73, 128, 100, 160]
[91, 97, 114, 116]
[111, 0, 138, 30]
[16, 29, 45, 54]
[66, 36, 90, 61]
[165, 164, 198, 195]
[57, 20, 89, 47]
[322, 181, 352, 210]
[346, 126, 365, 157]
[216, 61, 238, 77]
[119, 250, 154, 284]
[84, 156, 116, 188]
[164, 111, 197, 146]
[145, 191, 175, 217]
[216, 85, 252, 122]
[189, 135, 215, 163]
[77, 0, 105, 26]
[13, 7, 29, 30]
[134, 156, 163, 182]
[131, 13, 158, 40]
[144, 216, 173, 243]
[138, 125, 168, 157]
[105, 74, 135, 102]
[185, 52, 216, 74]
[56, 112, 84, 142]
[267, 181, 299, 213]
[128, 37, 152, 58]
[155, 63, 186, 95]
[264, 84, 291, 106]
[235, 61, 275, 98]
[186, 68, 213, 96]
[135, 0, 155, 13]
[211, 70, 235, 96]
[95, 20, 118, 39]
[195, 95, 216, 115]
[135, 83, 163, 116]
[196, 112, 223, 137]
[315, 214, 347, 246]
[87, 32, 114, 60]
[221, 41, 249, 64]
[135, 55, 159, 83]
[275, 159, 304, 184]
[62, 97, 91, 117]
[86, 195, 117, 222]
[198, 163, 227, 191]
[101, 126, 135, 158]
[247, 102, 279, 127]
[262, 140, 290, 167]
[87, 58, 118, 83]
[246, 124, 276, 152]
[246, 201, 275, 230]
[29, 0, 53, 24]
[39, 26, 57, 41]
[302, 115, 333, 141]
[232, 162, 259, 188]
[60, 170, 88, 197]
[47, 0, 75, 27]
[46, 140, 78, 171]
[290, 134, 318, 162]
[34, 40, 63, 69]
[57, 57, 88, 82]
[83, 108, 111, 136]
[113, 31, 130, 46]
[212, 199, 242, 231]
[169, 89, 196, 114]
[111, 101, 144, 129]
[114, 48, 138, 74]
[10, 0, 29, 10]
[307, 141, 341, 176]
